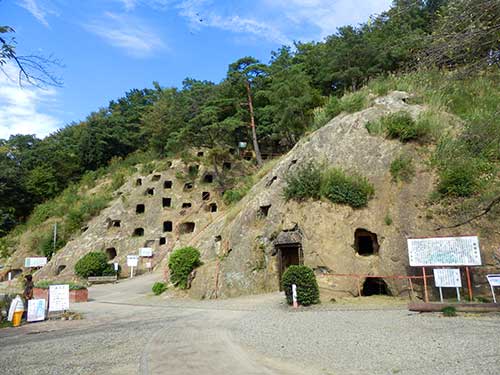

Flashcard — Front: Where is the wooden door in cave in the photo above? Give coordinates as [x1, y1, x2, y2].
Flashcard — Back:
[277, 244, 303, 290]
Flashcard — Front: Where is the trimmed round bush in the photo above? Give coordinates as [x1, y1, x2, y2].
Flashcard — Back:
[152, 282, 167, 295]
[75, 251, 113, 278]
[168, 247, 201, 289]
[282, 265, 320, 306]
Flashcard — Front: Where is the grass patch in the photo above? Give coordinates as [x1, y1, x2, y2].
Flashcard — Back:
[320, 169, 374, 208]
[284, 161, 374, 209]
[283, 162, 322, 201]
[314, 91, 369, 128]
[390, 155, 415, 183]
[441, 306, 457, 317]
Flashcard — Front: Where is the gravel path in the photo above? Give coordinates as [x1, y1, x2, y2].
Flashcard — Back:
[1, 273, 499, 375]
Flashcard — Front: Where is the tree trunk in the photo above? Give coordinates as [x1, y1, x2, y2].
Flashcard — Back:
[245, 80, 263, 167]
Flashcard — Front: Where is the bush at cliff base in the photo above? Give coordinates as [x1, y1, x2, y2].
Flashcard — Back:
[282, 265, 320, 306]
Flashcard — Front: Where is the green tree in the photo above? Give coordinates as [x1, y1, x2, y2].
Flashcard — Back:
[228, 57, 268, 166]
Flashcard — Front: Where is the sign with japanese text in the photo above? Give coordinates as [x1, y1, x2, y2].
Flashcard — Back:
[407, 236, 481, 266]
[127, 255, 139, 267]
[433, 269, 462, 288]
[49, 284, 70, 312]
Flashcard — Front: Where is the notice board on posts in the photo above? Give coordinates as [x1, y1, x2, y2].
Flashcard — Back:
[407, 236, 481, 267]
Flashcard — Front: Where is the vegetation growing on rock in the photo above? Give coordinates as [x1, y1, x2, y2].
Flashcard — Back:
[168, 247, 201, 289]
[284, 162, 374, 209]
[282, 265, 320, 306]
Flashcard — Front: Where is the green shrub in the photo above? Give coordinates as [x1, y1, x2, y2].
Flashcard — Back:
[320, 168, 374, 208]
[152, 282, 167, 295]
[168, 247, 201, 289]
[437, 161, 479, 197]
[313, 92, 369, 129]
[283, 162, 322, 201]
[390, 155, 415, 182]
[282, 265, 320, 306]
[441, 306, 457, 317]
[75, 252, 113, 278]
[381, 112, 430, 142]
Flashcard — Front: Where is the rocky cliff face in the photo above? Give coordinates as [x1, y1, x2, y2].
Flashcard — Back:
[188, 91, 500, 300]
[34, 158, 232, 281]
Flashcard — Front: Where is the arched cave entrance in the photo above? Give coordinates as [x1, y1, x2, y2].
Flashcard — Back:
[133, 228, 144, 237]
[354, 228, 379, 256]
[362, 278, 391, 296]
[105, 247, 117, 260]
[56, 265, 66, 275]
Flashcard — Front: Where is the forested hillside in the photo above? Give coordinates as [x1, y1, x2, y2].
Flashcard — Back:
[1, 0, 499, 238]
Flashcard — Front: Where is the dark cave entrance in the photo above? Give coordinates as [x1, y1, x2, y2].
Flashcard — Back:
[362, 278, 391, 296]
[354, 228, 379, 256]
[277, 244, 303, 291]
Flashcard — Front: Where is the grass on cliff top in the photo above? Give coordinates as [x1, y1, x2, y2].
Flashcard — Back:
[367, 70, 500, 219]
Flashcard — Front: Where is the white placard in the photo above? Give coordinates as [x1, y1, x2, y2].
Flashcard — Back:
[24, 257, 48, 268]
[27, 299, 46, 322]
[49, 284, 69, 312]
[486, 274, 500, 287]
[433, 268, 462, 288]
[407, 236, 481, 266]
[139, 248, 153, 257]
[127, 255, 139, 267]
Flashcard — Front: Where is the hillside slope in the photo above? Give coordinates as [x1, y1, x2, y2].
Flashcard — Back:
[187, 91, 500, 300]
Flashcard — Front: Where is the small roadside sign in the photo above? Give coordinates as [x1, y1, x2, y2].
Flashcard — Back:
[127, 255, 139, 267]
[486, 274, 500, 303]
[27, 299, 46, 322]
[49, 284, 69, 312]
[139, 248, 153, 257]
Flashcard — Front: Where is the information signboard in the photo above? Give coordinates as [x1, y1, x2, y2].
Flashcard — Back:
[433, 268, 462, 288]
[27, 299, 46, 322]
[49, 284, 69, 312]
[24, 257, 48, 268]
[407, 236, 481, 266]
[486, 274, 500, 303]
[127, 255, 139, 267]
[139, 248, 153, 257]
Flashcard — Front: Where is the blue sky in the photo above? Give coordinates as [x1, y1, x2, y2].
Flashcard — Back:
[1, 0, 392, 139]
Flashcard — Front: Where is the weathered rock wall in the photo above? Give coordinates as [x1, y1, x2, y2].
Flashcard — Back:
[188, 92, 500, 300]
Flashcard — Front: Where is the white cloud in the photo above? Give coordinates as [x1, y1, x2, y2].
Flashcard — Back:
[84, 12, 165, 58]
[0, 65, 61, 139]
[265, 0, 393, 39]
[18, 0, 49, 26]
[17, 0, 60, 27]
[178, 0, 291, 45]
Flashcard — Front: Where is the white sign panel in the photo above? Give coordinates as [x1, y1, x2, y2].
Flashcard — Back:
[24, 257, 48, 268]
[486, 274, 500, 287]
[139, 248, 153, 257]
[127, 255, 139, 267]
[433, 269, 462, 288]
[27, 299, 46, 322]
[407, 236, 481, 266]
[49, 284, 70, 312]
